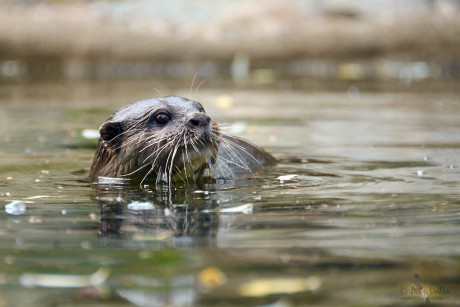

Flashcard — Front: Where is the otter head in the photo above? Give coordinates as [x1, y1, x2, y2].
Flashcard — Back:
[89, 96, 220, 184]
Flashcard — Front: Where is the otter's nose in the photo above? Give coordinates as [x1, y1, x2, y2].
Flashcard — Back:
[189, 112, 211, 127]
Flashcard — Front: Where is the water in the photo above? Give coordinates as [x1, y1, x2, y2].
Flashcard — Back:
[0, 80, 459, 306]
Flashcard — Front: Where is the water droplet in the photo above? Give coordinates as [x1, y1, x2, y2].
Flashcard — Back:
[277, 174, 298, 183]
[5, 201, 26, 215]
[127, 201, 155, 211]
[116, 196, 124, 202]
[220, 203, 253, 214]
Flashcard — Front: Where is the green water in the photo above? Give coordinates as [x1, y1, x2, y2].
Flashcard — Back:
[0, 80, 459, 306]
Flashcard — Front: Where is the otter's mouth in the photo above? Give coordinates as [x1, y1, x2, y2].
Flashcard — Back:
[174, 144, 216, 181]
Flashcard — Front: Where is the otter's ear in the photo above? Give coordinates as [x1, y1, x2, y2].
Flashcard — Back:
[99, 121, 123, 148]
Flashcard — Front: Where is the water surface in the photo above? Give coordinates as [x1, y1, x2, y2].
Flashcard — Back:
[0, 81, 459, 306]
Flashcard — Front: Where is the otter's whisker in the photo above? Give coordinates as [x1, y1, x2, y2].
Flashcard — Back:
[152, 87, 162, 96]
[181, 151, 190, 185]
[217, 143, 255, 179]
[110, 128, 145, 150]
[189, 72, 198, 99]
[149, 142, 170, 172]
[221, 134, 264, 167]
[213, 155, 234, 179]
[195, 136, 206, 147]
[121, 139, 168, 177]
[206, 160, 218, 178]
[113, 127, 165, 152]
[142, 139, 174, 164]
[130, 138, 174, 181]
[139, 165, 155, 187]
[219, 141, 252, 168]
[194, 78, 207, 96]
[182, 135, 191, 184]
[173, 164, 186, 183]
[138, 135, 168, 153]
[121, 162, 151, 177]
[217, 154, 250, 175]
[166, 136, 182, 185]
[189, 138, 200, 153]
[157, 132, 181, 184]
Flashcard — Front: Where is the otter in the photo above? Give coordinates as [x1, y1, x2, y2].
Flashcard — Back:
[89, 96, 275, 185]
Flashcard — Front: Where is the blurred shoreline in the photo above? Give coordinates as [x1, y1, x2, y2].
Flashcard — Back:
[1, 0, 460, 82]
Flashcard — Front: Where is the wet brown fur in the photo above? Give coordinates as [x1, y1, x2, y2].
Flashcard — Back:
[90, 96, 275, 185]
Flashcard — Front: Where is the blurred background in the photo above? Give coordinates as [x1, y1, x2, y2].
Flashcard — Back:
[1, 0, 460, 88]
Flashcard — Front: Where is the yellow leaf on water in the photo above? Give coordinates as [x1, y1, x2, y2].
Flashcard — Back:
[198, 267, 227, 289]
[238, 277, 321, 297]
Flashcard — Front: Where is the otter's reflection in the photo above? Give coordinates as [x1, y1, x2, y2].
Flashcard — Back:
[95, 182, 220, 247]
[91, 181, 238, 306]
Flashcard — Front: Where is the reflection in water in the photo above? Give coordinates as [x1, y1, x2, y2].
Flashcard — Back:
[96, 183, 220, 247]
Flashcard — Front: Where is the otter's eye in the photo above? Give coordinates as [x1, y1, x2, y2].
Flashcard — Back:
[155, 113, 170, 125]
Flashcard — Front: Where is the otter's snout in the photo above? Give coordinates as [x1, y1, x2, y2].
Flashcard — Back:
[188, 112, 211, 127]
